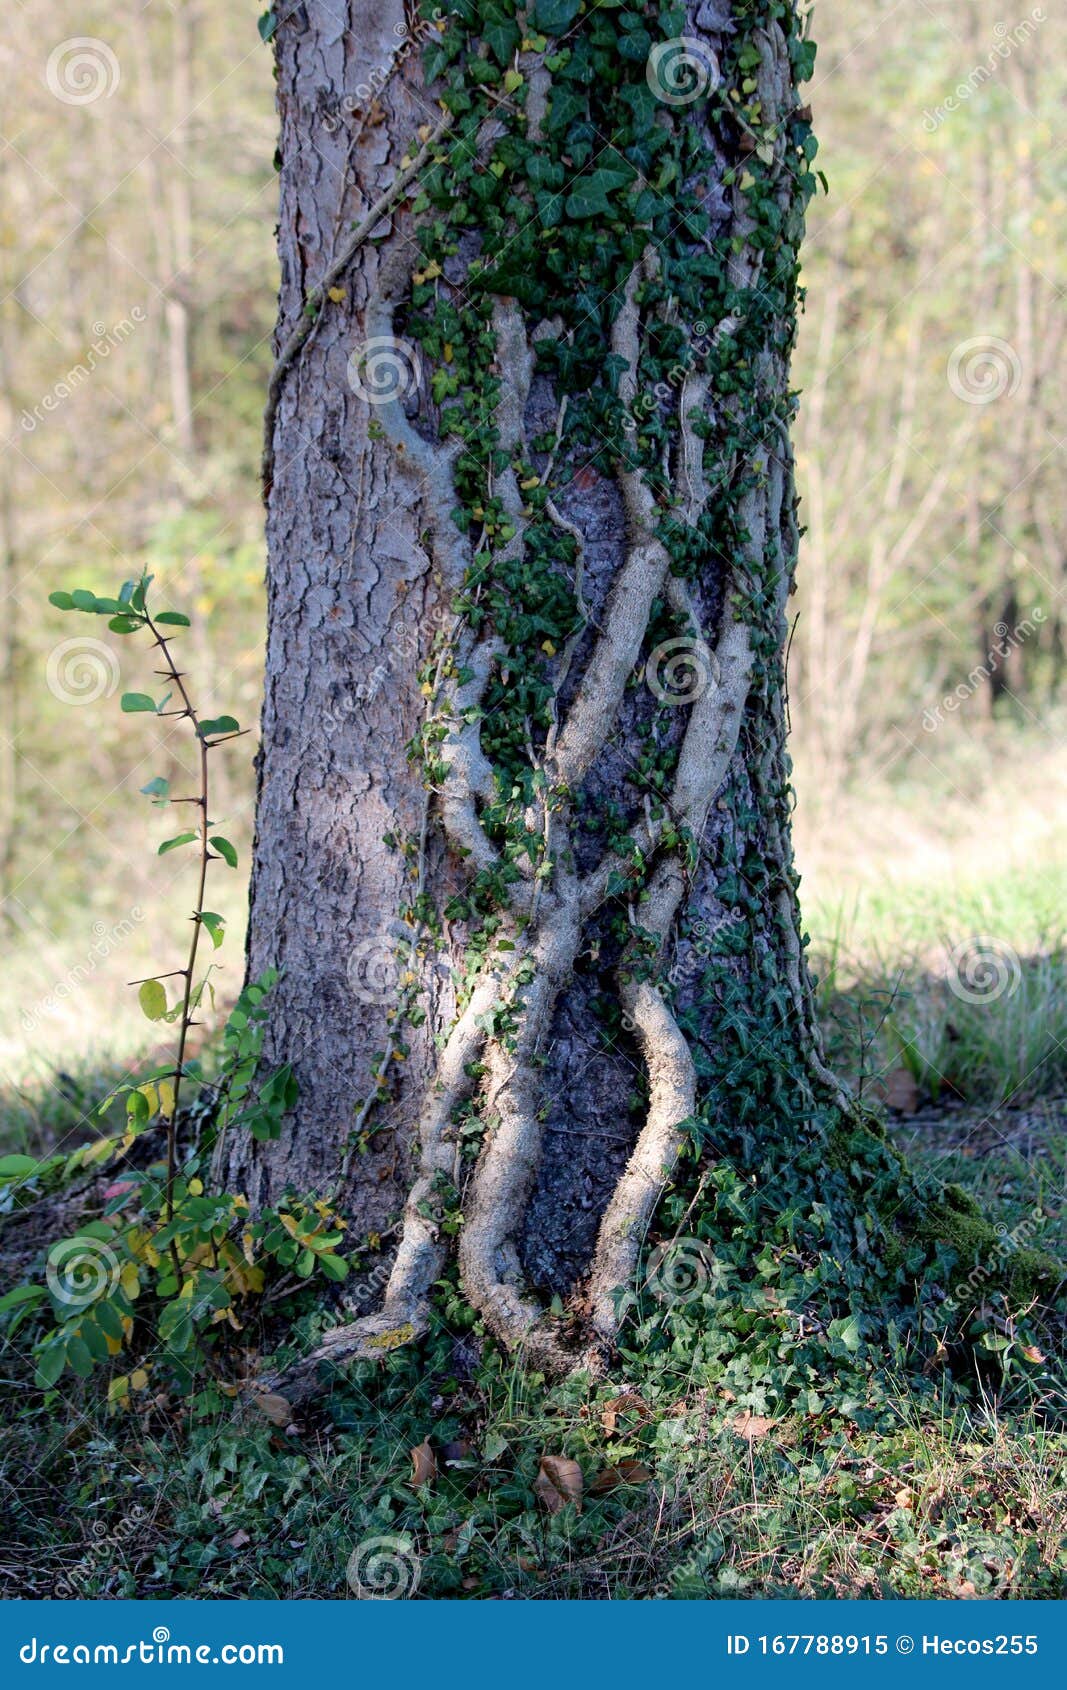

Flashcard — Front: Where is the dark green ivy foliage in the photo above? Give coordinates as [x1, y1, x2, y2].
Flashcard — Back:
[379, 0, 1060, 1412]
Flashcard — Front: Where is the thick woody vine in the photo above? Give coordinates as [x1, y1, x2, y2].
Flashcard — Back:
[264, 1, 1060, 1400]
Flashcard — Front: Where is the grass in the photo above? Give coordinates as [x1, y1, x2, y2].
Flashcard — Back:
[795, 740, 1067, 1110]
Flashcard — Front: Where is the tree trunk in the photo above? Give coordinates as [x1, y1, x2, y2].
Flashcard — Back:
[231, 1, 1056, 1394]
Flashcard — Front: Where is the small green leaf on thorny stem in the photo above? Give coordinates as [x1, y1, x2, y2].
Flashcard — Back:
[158, 832, 198, 855]
[199, 912, 226, 949]
[138, 979, 168, 1022]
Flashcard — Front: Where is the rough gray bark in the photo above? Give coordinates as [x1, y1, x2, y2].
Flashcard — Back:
[228, 0, 452, 1223]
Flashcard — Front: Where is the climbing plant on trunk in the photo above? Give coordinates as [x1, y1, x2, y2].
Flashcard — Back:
[237, 0, 1057, 1397]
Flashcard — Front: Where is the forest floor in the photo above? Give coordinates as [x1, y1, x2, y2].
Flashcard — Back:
[1, 754, 1065, 1599]
[0, 1030, 1064, 1599]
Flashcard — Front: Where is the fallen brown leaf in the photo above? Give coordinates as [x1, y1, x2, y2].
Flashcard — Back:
[228, 1529, 251, 1550]
[409, 1440, 437, 1488]
[252, 1392, 295, 1429]
[534, 1454, 583, 1515]
[589, 1459, 654, 1495]
[731, 1412, 776, 1440]
[600, 1392, 649, 1435]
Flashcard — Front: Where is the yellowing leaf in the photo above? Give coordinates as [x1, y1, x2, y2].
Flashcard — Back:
[327, 286, 346, 303]
[130, 1368, 150, 1391]
[138, 979, 167, 1022]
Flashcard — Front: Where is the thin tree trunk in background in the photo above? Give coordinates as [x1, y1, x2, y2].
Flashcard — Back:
[0, 279, 18, 921]
[166, 2, 196, 459]
[129, 0, 197, 464]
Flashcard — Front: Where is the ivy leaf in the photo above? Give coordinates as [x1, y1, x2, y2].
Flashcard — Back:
[793, 38, 817, 82]
[565, 165, 634, 220]
[829, 1313, 863, 1354]
[531, 0, 583, 32]
[210, 835, 238, 869]
[138, 980, 168, 1022]
[121, 692, 157, 714]
[200, 716, 240, 738]
[200, 911, 226, 949]
[158, 831, 198, 854]
[545, 84, 585, 133]
[482, 15, 520, 66]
